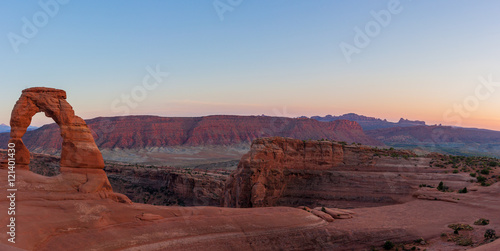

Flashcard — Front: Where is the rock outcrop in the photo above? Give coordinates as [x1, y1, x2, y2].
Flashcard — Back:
[8, 87, 104, 169]
[224, 137, 473, 208]
[4, 88, 115, 195]
[105, 163, 226, 206]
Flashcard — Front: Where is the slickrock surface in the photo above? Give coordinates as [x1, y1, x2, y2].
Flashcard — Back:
[0, 169, 331, 250]
[2, 167, 500, 250]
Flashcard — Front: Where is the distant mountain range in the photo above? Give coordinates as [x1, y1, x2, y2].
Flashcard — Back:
[366, 125, 500, 157]
[0, 124, 38, 133]
[309, 113, 426, 131]
[307, 113, 500, 157]
[1, 113, 499, 158]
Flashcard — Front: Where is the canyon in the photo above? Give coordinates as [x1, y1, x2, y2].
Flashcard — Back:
[2, 136, 500, 250]
[1, 88, 500, 250]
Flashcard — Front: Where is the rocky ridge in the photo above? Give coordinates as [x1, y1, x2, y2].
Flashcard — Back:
[223, 137, 487, 209]
[0, 115, 382, 154]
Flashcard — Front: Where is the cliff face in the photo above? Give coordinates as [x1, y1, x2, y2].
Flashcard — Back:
[224, 137, 472, 208]
[0, 115, 382, 153]
[105, 164, 226, 206]
[22, 151, 227, 207]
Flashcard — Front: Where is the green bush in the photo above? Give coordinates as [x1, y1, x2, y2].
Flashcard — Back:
[419, 184, 434, 188]
[474, 218, 489, 225]
[437, 181, 449, 192]
[477, 175, 487, 183]
[383, 240, 394, 250]
[470, 173, 476, 177]
[480, 168, 490, 175]
[485, 229, 496, 239]
[448, 223, 474, 231]
[458, 187, 468, 193]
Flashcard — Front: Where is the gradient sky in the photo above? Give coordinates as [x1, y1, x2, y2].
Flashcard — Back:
[1, 1, 500, 130]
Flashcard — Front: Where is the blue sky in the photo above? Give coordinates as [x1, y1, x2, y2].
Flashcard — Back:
[1, 1, 500, 130]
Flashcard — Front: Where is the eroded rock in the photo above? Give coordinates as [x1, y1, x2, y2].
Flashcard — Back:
[8, 87, 104, 169]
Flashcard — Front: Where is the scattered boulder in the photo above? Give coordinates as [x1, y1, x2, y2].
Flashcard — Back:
[310, 209, 334, 222]
[137, 213, 164, 221]
[314, 207, 354, 219]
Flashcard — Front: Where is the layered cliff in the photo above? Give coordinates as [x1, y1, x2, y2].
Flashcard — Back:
[105, 164, 226, 206]
[224, 137, 474, 208]
[0, 115, 382, 154]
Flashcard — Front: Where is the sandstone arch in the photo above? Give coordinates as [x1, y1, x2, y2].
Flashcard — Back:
[9, 87, 104, 170]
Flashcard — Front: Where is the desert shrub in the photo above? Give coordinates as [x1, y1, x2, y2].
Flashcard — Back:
[470, 173, 476, 177]
[321, 207, 326, 212]
[437, 181, 449, 192]
[488, 161, 498, 167]
[474, 218, 489, 225]
[453, 170, 459, 173]
[448, 223, 473, 231]
[458, 187, 468, 194]
[484, 229, 496, 239]
[419, 184, 433, 188]
[480, 168, 490, 175]
[382, 240, 394, 250]
[437, 181, 444, 191]
[477, 175, 487, 183]
[413, 237, 424, 244]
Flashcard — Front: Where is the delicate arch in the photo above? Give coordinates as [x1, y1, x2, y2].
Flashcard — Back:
[8, 87, 104, 169]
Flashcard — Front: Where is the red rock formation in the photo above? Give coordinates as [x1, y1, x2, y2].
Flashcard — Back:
[8, 87, 104, 169]
[105, 164, 226, 206]
[4, 88, 115, 194]
[0, 115, 383, 153]
[4, 89, 500, 250]
[223, 137, 472, 208]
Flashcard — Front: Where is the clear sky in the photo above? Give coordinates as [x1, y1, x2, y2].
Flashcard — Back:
[1, 1, 500, 130]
